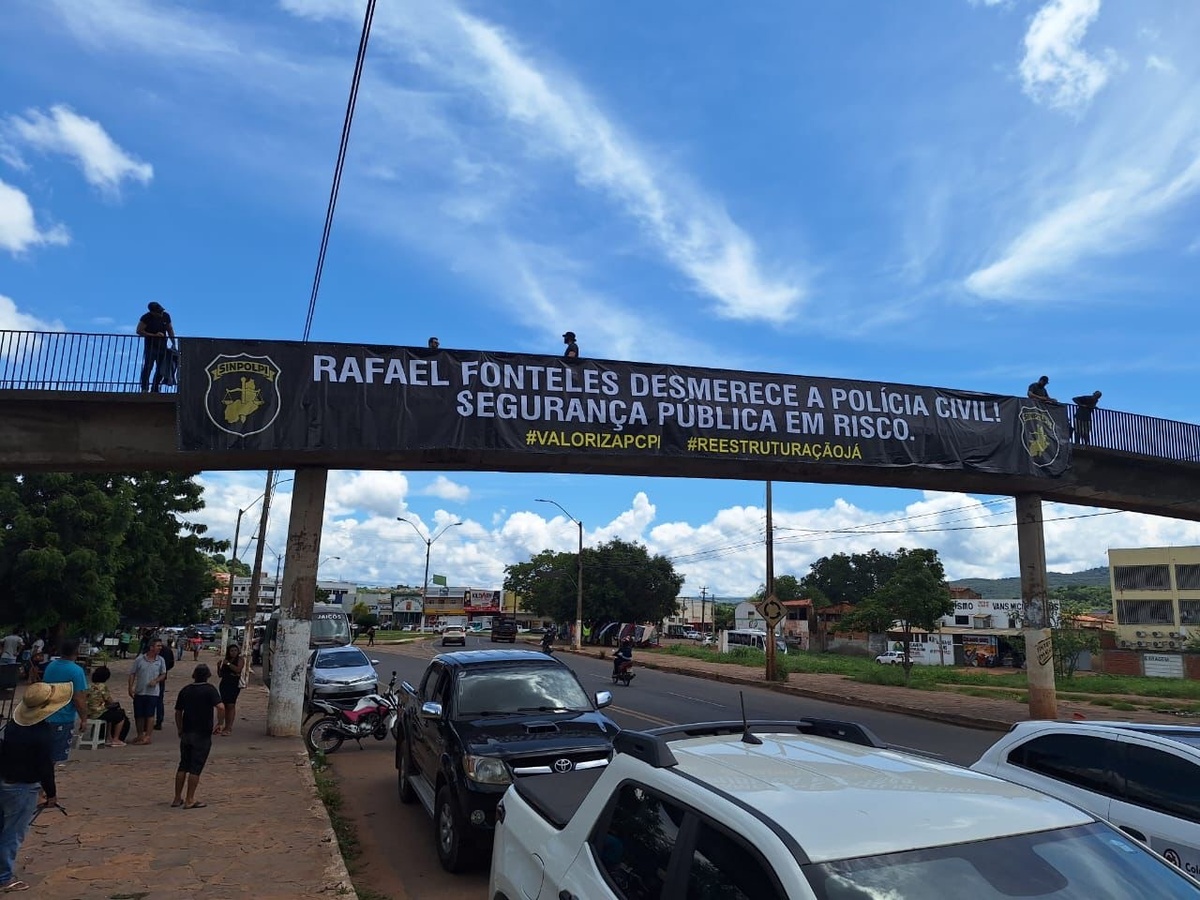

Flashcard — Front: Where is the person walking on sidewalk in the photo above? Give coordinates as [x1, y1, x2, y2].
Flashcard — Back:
[40, 640, 88, 764]
[214, 645, 243, 737]
[0, 681, 71, 892]
[155, 636, 176, 731]
[128, 638, 167, 745]
[172, 664, 223, 809]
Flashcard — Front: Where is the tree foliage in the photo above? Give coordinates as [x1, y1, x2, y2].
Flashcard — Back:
[504, 539, 683, 626]
[748, 574, 804, 603]
[836, 548, 953, 684]
[1051, 597, 1101, 678]
[801, 550, 900, 607]
[0, 472, 222, 636]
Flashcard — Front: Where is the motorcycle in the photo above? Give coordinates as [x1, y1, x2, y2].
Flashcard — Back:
[540, 633, 555, 655]
[305, 672, 399, 755]
[612, 657, 635, 686]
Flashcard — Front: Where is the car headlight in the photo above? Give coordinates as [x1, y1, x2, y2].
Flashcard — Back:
[464, 755, 511, 785]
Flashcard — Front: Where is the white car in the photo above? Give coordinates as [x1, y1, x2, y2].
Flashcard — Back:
[440, 625, 467, 647]
[972, 721, 1200, 874]
[875, 649, 906, 664]
[491, 718, 1200, 899]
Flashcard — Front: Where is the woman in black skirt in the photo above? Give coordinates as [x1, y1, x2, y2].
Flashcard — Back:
[215, 645, 244, 736]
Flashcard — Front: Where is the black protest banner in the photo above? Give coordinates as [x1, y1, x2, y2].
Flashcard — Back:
[177, 339, 1071, 477]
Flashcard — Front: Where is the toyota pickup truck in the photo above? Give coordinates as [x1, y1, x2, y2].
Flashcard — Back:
[395, 648, 619, 873]
[489, 719, 1200, 900]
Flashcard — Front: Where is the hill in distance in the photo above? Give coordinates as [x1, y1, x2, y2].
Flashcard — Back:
[950, 566, 1109, 599]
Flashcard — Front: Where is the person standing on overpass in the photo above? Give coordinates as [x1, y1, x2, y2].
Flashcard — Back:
[136, 301, 176, 392]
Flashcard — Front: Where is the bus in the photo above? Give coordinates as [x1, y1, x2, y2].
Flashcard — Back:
[725, 629, 788, 655]
[261, 602, 353, 686]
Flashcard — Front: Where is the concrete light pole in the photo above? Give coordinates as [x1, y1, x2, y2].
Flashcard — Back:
[536, 499, 583, 651]
[397, 518, 462, 626]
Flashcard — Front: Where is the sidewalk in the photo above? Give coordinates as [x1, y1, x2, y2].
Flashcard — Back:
[565, 647, 1199, 731]
[18, 671, 354, 899]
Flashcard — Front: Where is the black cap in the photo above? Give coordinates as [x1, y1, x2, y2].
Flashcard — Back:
[563, 331, 576, 341]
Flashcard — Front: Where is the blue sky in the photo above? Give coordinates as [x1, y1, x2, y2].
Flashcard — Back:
[3, 0, 1200, 596]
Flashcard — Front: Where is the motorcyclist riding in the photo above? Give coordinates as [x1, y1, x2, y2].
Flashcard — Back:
[540, 627, 555, 653]
[612, 635, 633, 677]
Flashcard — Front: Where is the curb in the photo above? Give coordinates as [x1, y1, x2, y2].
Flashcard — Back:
[565, 648, 1014, 732]
[295, 748, 360, 898]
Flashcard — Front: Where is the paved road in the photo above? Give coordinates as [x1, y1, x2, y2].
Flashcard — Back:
[335, 636, 1001, 898]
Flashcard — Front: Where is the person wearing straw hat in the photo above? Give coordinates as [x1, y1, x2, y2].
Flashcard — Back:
[0, 681, 70, 892]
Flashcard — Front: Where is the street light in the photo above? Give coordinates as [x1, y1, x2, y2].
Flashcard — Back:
[536, 499, 583, 651]
[397, 518, 463, 626]
[224, 474, 296, 655]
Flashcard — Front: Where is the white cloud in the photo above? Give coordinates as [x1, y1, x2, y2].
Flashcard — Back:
[1019, 0, 1114, 114]
[1146, 54, 1175, 74]
[965, 153, 1200, 299]
[280, 0, 804, 324]
[0, 178, 69, 254]
[421, 476, 470, 502]
[0, 294, 64, 332]
[5, 105, 153, 195]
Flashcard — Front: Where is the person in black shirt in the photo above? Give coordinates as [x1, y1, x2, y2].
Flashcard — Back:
[1071, 390, 1102, 445]
[136, 301, 176, 392]
[155, 637, 175, 731]
[172, 664, 223, 809]
[562, 331, 579, 359]
[0, 681, 70, 892]
[1027, 375, 1057, 404]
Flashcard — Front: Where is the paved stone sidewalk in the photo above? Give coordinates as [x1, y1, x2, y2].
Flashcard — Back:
[569, 646, 1199, 730]
[17, 673, 354, 899]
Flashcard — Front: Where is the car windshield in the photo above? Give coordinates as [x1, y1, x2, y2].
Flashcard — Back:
[455, 665, 593, 716]
[315, 649, 370, 669]
[313, 613, 352, 644]
[804, 823, 1200, 900]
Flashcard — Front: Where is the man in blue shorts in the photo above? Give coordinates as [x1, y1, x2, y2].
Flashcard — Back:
[127, 637, 167, 745]
[41, 639, 88, 763]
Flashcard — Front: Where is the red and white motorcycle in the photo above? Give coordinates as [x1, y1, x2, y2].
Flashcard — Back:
[305, 672, 399, 755]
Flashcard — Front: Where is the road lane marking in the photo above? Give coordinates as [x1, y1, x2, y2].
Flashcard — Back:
[610, 705, 675, 727]
[666, 691, 726, 709]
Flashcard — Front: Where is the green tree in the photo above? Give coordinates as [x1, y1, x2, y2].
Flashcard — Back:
[748, 574, 804, 603]
[712, 603, 735, 632]
[209, 553, 251, 578]
[0, 472, 222, 637]
[1051, 597, 1101, 678]
[836, 548, 953, 684]
[800, 550, 899, 607]
[504, 539, 683, 627]
[1050, 583, 1111, 611]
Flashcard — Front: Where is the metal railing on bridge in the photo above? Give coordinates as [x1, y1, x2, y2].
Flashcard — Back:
[0, 330, 1196, 464]
[0, 330, 176, 394]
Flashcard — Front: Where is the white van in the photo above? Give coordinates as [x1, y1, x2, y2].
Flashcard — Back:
[972, 721, 1200, 875]
[261, 602, 352, 686]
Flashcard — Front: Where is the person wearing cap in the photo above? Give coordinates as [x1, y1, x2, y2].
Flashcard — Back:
[136, 301, 176, 393]
[0, 681, 70, 892]
[428, 337, 440, 350]
[562, 331, 579, 360]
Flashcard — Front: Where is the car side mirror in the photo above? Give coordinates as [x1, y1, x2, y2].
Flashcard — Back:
[401, 681, 416, 696]
[594, 691, 613, 709]
[420, 701, 443, 719]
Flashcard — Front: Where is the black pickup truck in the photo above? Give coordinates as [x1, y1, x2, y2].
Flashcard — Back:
[396, 649, 619, 872]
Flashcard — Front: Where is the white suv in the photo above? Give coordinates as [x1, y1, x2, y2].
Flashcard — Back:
[973, 721, 1200, 876]
[490, 718, 1200, 899]
[875, 649, 906, 665]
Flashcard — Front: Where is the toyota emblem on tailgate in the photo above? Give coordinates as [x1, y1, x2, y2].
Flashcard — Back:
[553, 758, 574, 773]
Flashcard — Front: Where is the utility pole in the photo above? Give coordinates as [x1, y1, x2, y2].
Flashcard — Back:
[397, 518, 463, 631]
[535, 499, 584, 651]
[700, 586, 709, 633]
[222, 507, 245, 658]
[242, 469, 275, 654]
[765, 480, 777, 682]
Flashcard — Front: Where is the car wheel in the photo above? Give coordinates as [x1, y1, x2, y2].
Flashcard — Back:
[397, 732, 416, 805]
[435, 784, 474, 873]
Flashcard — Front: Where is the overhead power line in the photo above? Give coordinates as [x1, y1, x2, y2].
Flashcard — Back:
[301, 0, 377, 342]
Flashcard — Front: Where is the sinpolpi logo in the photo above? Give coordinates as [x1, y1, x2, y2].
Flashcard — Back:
[1019, 406, 1062, 468]
[204, 353, 282, 437]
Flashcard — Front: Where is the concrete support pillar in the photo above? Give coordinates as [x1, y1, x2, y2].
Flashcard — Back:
[267, 468, 328, 737]
[1016, 493, 1058, 720]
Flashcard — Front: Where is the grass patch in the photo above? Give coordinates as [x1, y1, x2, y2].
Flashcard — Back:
[313, 763, 361, 865]
[656, 645, 1200, 702]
